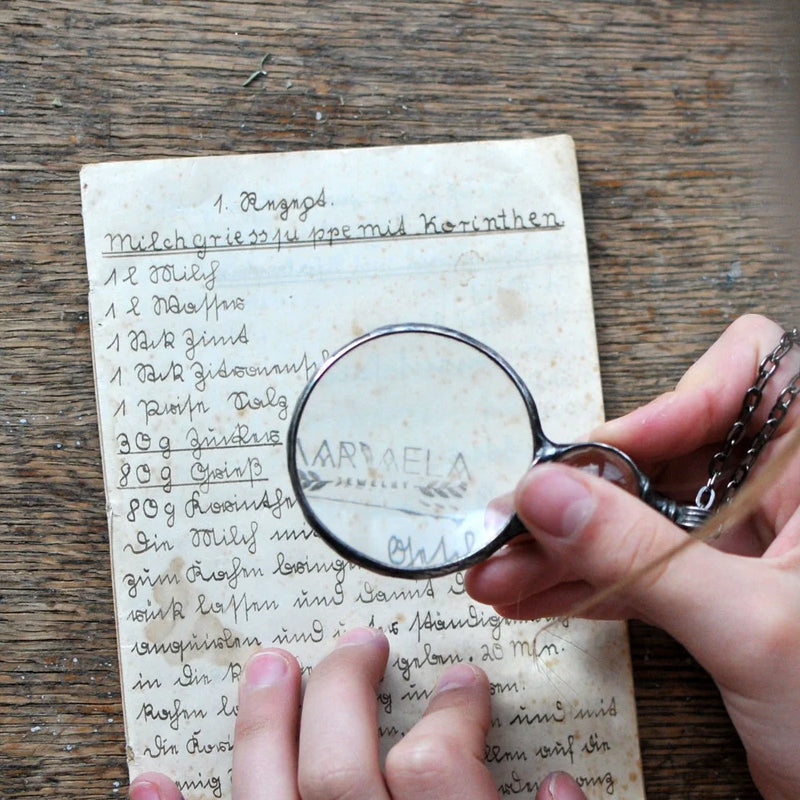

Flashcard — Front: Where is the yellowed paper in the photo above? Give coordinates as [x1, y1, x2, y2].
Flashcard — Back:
[81, 137, 645, 799]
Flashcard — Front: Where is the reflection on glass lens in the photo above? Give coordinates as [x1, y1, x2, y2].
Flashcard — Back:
[291, 329, 535, 575]
[556, 445, 640, 495]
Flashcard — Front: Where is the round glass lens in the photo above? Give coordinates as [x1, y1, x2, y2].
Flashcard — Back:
[290, 329, 536, 575]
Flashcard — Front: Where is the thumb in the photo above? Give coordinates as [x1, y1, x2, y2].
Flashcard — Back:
[515, 463, 754, 671]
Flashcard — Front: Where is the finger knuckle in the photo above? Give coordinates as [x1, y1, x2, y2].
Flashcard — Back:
[299, 756, 368, 800]
[385, 733, 464, 792]
[588, 511, 670, 592]
[233, 712, 277, 745]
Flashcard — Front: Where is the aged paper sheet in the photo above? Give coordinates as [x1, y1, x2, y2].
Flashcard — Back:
[81, 137, 645, 799]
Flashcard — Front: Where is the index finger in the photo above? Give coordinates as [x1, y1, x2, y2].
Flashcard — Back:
[595, 315, 798, 462]
[233, 649, 302, 800]
[298, 628, 391, 800]
[384, 663, 496, 800]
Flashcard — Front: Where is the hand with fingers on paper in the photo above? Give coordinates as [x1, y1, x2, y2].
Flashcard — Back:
[128, 628, 587, 800]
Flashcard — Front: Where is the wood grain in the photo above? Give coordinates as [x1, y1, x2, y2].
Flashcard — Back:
[2, 1, 797, 797]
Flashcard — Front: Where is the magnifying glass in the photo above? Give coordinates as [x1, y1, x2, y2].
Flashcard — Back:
[287, 324, 711, 579]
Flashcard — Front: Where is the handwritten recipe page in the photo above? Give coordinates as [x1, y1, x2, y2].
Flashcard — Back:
[81, 137, 645, 799]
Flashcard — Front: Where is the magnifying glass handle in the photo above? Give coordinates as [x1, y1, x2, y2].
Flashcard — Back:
[644, 490, 714, 531]
[549, 443, 715, 532]
[499, 492, 711, 552]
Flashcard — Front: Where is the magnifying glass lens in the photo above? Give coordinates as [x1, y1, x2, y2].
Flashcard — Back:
[291, 331, 535, 575]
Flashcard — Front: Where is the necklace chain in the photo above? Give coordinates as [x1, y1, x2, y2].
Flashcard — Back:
[695, 327, 800, 511]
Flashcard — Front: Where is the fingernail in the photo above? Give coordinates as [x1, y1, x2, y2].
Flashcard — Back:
[129, 781, 161, 800]
[244, 650, 290, 689]
[485, 492, 515, 536]
[433, 663, 480, 694]
[545, 771, 586, 800]
[335, 627, 384, 648]
[516, 466, 594, 539]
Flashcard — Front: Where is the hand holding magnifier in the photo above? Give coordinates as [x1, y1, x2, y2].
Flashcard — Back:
[287, 324, 711, 578]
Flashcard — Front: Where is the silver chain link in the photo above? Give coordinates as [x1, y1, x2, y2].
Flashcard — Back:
[695, 328, 800, 511]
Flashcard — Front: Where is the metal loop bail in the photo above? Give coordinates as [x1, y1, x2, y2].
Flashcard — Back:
[695, 485, 716, 511]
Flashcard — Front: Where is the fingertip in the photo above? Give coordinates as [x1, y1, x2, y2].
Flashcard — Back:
[129, 773, 185, 800]
[464, 554, 512, 602]
[306, 628, 390, 698]
[241, 647, 300, 693]
[332, 628, 390, 675]
[422, 662, 492, 737]
[463, 561, 484, 597]
[244, 649, 291, 688]
[515, 464, 595, 540]
[432, 663, 486, 695]
[538, 771, 587, 800]
[334, 626, 388, 650]
[590, 393, 666, 441]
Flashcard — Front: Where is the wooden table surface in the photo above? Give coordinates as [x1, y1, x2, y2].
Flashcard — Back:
[2, 2, 798, 797]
